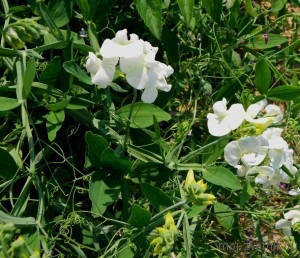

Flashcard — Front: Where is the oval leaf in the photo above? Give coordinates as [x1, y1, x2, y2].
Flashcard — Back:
[134, 0, 162, 39]
[116, 103, 171, 128]
[128, 204, 151, 228]
[214, 202, 235, 231]
[63, 60, 92, 85]
[0, 148, 19, 179]
[0, 97, 20, 111]
[248, 34, 288, 49]
[267, 85, 300, 101]
[254, 58, 271, 94]
[85, 132, 109, 168]
[141, 183, 173, 211]
[177, 0, 194, 27]
[202, 167, 242, 190]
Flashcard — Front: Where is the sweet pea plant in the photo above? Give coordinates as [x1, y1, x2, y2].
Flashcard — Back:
[0, 0, 300, 257]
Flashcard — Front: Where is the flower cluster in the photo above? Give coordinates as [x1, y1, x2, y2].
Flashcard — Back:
[86, 29, 174, 103]
[207, 98, 297, 190]
[184, 169, 216, 206]
[148, 212, 178, 257]
[275, 206, 300, 237]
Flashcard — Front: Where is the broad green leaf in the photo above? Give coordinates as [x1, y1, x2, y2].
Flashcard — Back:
[141, 183, 173, 211]
[75, 0, 90, 20]
[45, 99, 69, 111]
[40, 56, 61, 86]
[22, 58, 36, 99]
[90, 0, 117, 22]
[134, 0, 162, 39]
[48, 0, 73, 28]
[267, 86, 300, 101]
[89, 171, 121, 215]
[248, 34, 288, 49]
[214, 202, 235, 231]
[37, 2, 64, 40]
[202, 0, 222, 24]
[240, 181, 255, 207]
[128, 204, 151, 228]
[101, 148, 132, 176]
[0, 148, 19, 179]
[130, 162, 173, 186]
[63, 60, 92, 85]
[0, 97, 20, 111]
[85, 132, 109, 168]
[244, 0, 259, 17]
[177, 0, 194, 27]
[271, 0, 287, 12]
[202, 167, 242, 190]
[254, 58, 271, 94]
[46, 110, 65, 141]
[116, 103, 171, 128]
[0, 211, 36, 227]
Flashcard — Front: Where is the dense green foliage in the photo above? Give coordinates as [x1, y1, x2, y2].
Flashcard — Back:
[0, 0, 299, 257]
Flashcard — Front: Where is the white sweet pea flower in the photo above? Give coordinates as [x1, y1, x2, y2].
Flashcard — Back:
[224, 135, 268, 167]
[245, 100, 283, 133]
[86, 52, 118, 88]
[262, 128, 289, 169]
[246, 166, 277, 188]
[275, 206, 300, 237]
[207, 98, 246, 136]
[288, 188, 300, 196]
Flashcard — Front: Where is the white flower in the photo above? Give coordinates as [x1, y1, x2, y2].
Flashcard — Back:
[288, 188, 300, 196]
[275, 206, 300, 236]
[86, 52, 118, 88]
[224, 135, 268, 167]
[207, 98, 246, 136]
[245, 100, 283, 133]
[246, 166, 276, 188]
[262, 128, 289, 170]
[92, 29, 173, 103]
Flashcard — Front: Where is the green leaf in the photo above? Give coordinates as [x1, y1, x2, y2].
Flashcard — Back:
[40, 56, 61, 86]
[128, 205, 151, 228]
[0, 47, 22, 57]
[177, 0, 194, 27]
[267, 85, 300, 101]
[46, 110, 65, 141]
[254, 58, 271, 94]
[134, 0, 162, 39]
[244, 0, 259, 17]
[116, 103, 171, 128]
[140, 183, 173, 211]
[85, 132, 109, 168]
[63, 60, 92, 85]
[22, 58, 36, 99]
[0, 148, 19, 179]
[271, 0, 287, 12]
[0, 97, 20, 111]
[130, 162, 173, 186]
[202, 0, 223, 24]
[90, 0, 117, 22]
[248, 34, 288, 49]
[202, 136, 229, 165]
[89, 171, 121, 215]
[240, 181, 255, 207]
[214, 202, 235, 231]
[202, 167, 242, 190]
[75, 0, 90, 20]
[48, 0, 73, 28]
[101, 148, 132, 176]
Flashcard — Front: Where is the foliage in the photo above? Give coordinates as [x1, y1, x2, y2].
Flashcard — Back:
[0, 0, 300, 257]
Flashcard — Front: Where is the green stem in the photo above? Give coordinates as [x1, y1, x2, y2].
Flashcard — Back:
[122, 89, 137, 152]
[121, 176, 131, 221]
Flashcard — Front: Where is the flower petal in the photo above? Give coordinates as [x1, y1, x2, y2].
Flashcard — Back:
[141, 86, 158, 103]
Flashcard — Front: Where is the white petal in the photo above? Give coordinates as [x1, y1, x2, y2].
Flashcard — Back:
[265, 104, 283, 123]
[224, 141, 242, 166]
[86, 52, 101, 74]
[141, 87, 158, 103]
[246, 99, 267, 118]
[212, 98, 228, 117]
[207, 114, 232, 136]
[91, 60, 115, 88]
[284, 210, 300, 220]
[225, 104, 246, 130]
